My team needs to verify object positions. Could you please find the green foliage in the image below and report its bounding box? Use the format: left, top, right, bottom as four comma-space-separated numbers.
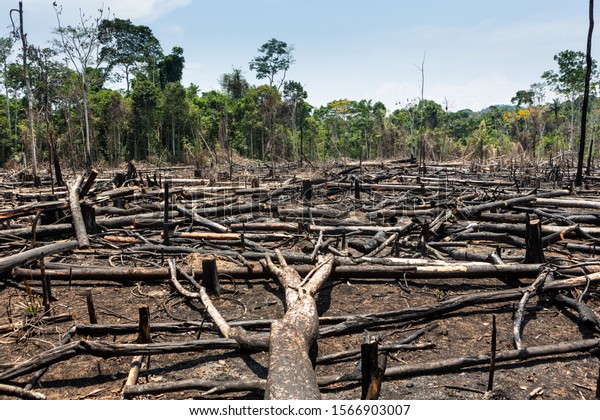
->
158, 46, 185, 90
249, 39, 294, 91
3, 8, 597, 171
98, 18, 162, 93
542, 50, 597, 100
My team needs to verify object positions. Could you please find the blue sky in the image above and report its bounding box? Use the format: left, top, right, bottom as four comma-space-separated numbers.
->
7, 0, 597, 111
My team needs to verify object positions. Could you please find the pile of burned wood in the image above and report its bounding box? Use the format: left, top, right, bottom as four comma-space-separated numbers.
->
0, 160, 599, 400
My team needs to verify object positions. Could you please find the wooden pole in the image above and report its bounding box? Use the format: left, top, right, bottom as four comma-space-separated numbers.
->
163, 181, 170, 246
596, 364, 600, 400
487, 315, 497, 393
40, 254, 51, 313
202, 258, 221, 297
361, 331, 383, 400
302, 179, 313, 202
137, 305, 151, 343
524, 216, 545, 264
79, 168, 98, 198
86, 290, 98, 324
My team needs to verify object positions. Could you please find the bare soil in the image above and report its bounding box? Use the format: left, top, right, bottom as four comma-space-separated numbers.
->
0, 160, 599, 400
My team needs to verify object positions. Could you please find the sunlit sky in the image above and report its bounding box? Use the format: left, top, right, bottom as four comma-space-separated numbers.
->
4, 0, 597, 111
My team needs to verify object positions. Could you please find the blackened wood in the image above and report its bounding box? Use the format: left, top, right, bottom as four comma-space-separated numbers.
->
524, 217, 545, 264
24, 325, 76, 392
13, 261, 555, 282
578, 0, 595, 183
80, 203, 97, 235
79, 168, 98, 198
0, 200, 68, 222
202, 258, 221, 297
48, 127, 63, 187
487, 315, 497, 392
361, 332, 385, 400
320, 270, 597, 338
596, 365, 600, 400
163, 181, 170, 246
354, 180, 361, 199
318, 338, 600, 387
39, 195, 62, 225
302, 179, 313, 201
348, 231, 386, 254
40, 255, 51, 313
137, 305, 151, 343
123, 378, 266, 398
86, 290, 98, 324
0, 338, 241, 381
458, 195, 538, 218
553, 294, 600, 330
196, 203, 267, 218
278, 207, 348, 220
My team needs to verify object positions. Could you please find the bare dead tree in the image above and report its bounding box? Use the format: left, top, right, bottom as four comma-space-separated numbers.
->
577, 0, 594, 185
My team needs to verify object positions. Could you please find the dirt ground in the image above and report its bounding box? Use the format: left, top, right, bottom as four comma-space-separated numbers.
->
0, 161, 599, 400
1, 247, 598, 400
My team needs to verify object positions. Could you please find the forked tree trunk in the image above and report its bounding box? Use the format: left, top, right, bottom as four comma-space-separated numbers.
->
263, 251, 334, 400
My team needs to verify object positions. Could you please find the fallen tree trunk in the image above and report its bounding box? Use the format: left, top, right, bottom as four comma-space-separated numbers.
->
167, 259, 268, 351
0, 383, 46, 400
320, 270, 600, 337
175, 205, 228, 233
318, 338, 600, 386
122, 338, 600, 397
263, 251, 334, 400
13, 261, 576, 282
123, 378, 266, 398
0, 240, 79, 275
0, 338, 240, 381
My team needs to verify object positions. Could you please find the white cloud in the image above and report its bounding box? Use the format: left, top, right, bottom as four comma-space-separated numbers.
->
429, 71, 520, 111
25, 0, 191, 24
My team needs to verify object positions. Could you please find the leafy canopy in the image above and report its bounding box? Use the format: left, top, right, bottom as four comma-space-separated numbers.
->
249, 38, 294, 91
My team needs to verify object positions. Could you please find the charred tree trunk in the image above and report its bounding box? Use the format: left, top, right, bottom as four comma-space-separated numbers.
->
578, 0, 594, 184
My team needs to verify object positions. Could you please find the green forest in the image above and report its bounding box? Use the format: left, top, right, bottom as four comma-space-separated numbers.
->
0, 5, 598, 175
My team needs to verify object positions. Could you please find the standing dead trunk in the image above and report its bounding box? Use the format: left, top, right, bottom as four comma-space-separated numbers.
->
67, 175, 90, 248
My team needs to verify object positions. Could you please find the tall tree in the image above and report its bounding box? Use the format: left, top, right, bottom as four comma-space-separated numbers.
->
249, 38, 294, 92
98, 18, 162, 94
282, 80, 307, 158
162, 81, 189, 157
219, 67, 249, 100
53, 3, 107, 168
10, 2, 38, 180
131, 77, 159, 160
0, 37, 14, 142
28, 46, 67, 185
158, 46, 185, 89
542, 50, 597, 152
579, 0, 595, 184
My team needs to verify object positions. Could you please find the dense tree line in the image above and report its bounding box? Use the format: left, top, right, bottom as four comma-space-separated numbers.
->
0, 7, 598, 173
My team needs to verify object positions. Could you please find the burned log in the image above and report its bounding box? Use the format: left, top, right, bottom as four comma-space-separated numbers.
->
0, 240, 79, 275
